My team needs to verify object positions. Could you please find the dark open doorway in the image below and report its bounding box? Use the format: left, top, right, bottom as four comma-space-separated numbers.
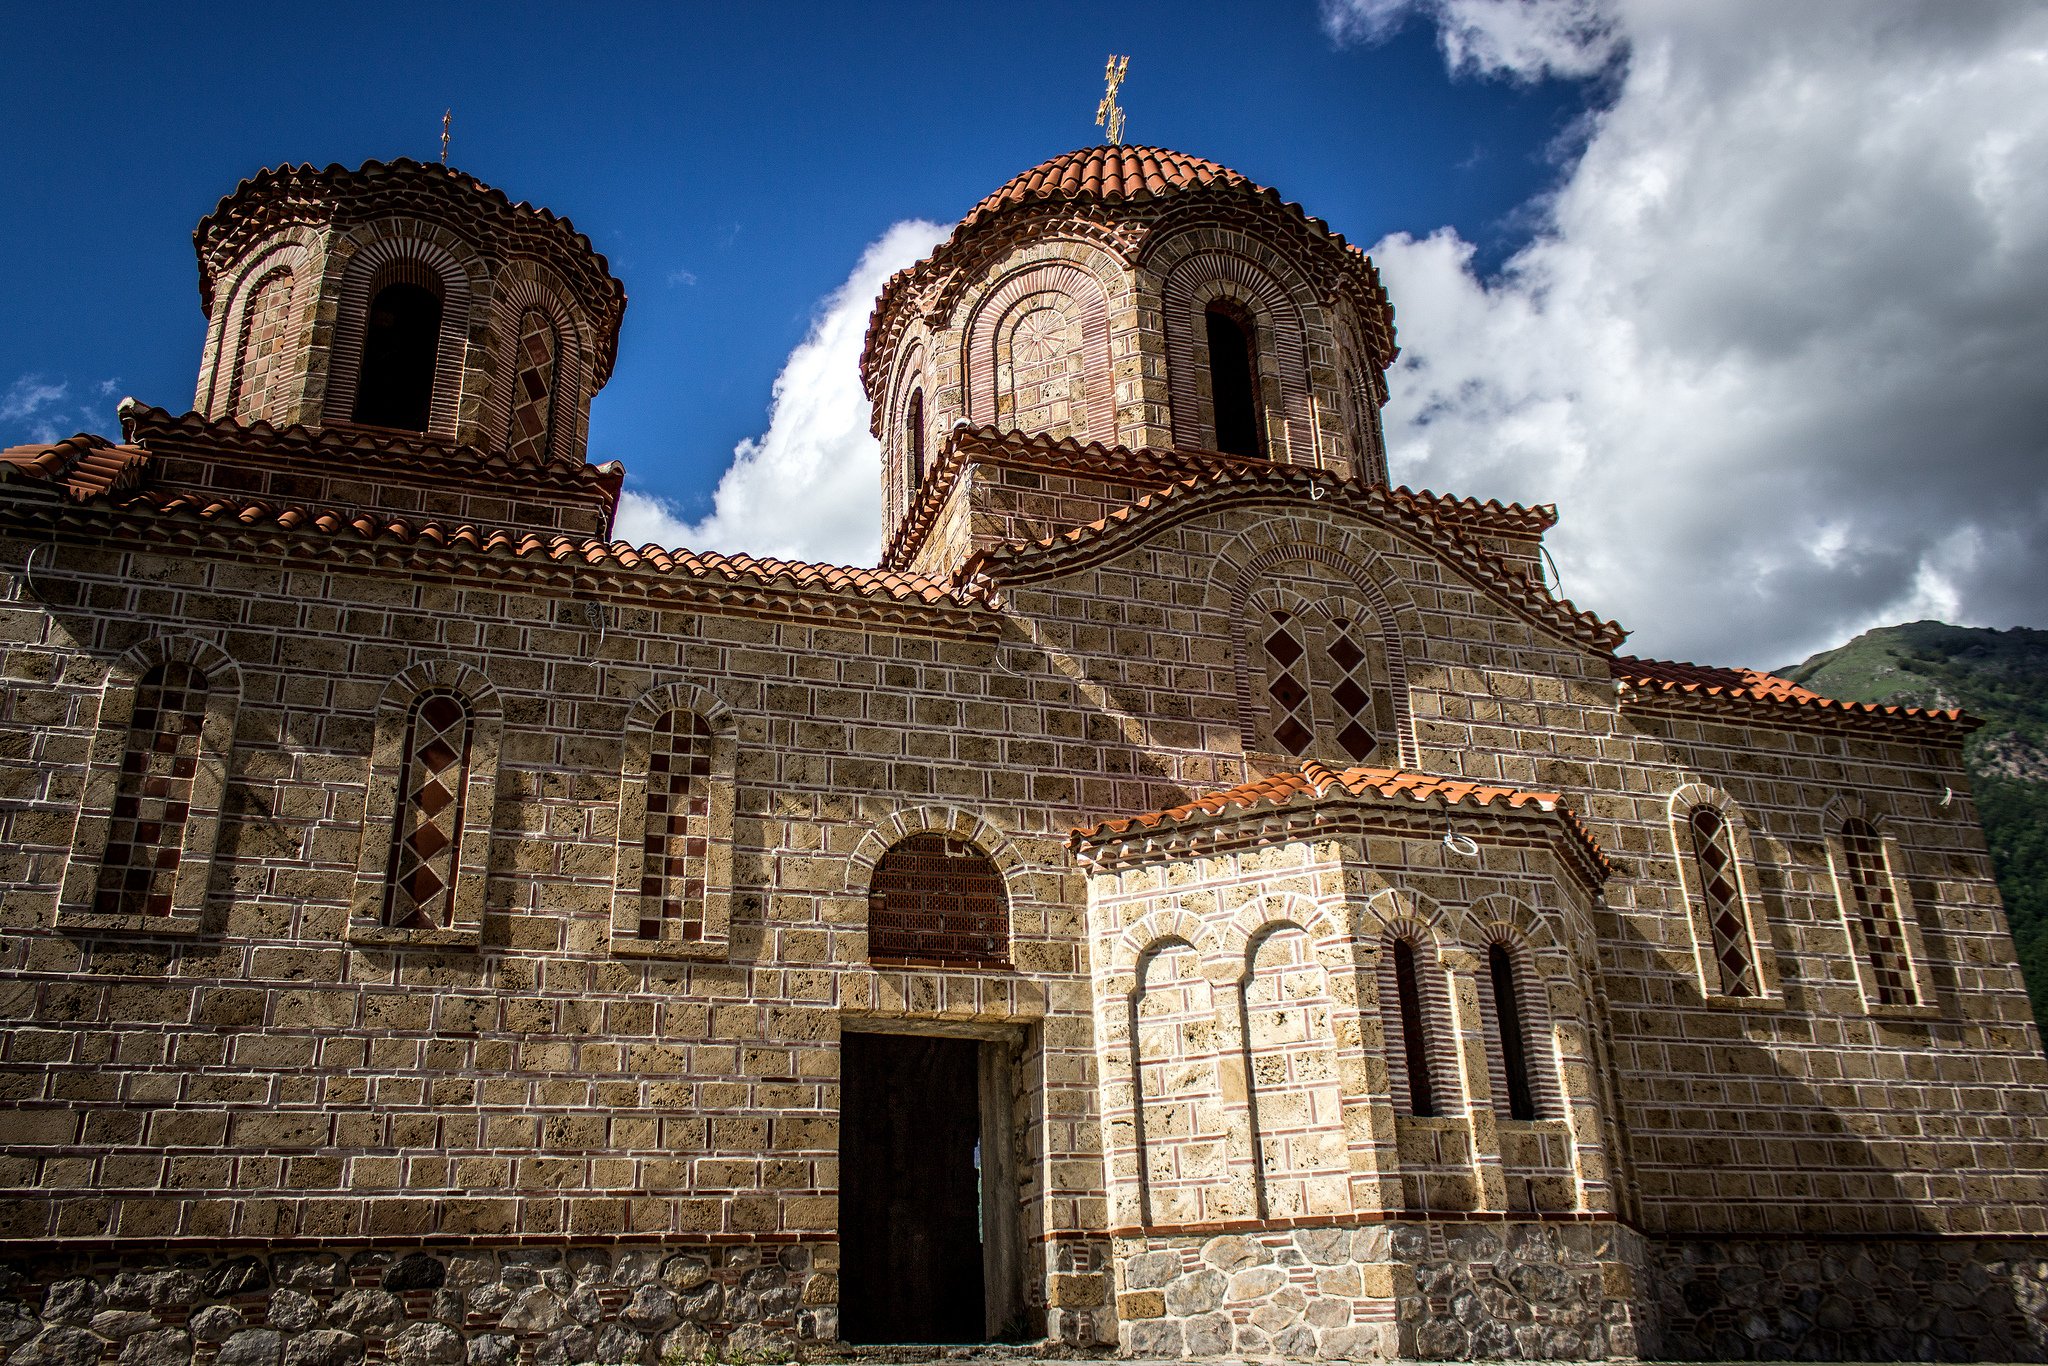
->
839, 1028, 1020, 1343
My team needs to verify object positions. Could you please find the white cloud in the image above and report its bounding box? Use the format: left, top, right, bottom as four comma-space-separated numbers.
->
1328, 0, 2048, 665
614, 219, 946, 565
1, 376, 68, 425
0, 374, 122, 445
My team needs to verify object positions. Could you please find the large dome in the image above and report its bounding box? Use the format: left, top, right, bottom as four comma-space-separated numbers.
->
956, 146, 1257, 236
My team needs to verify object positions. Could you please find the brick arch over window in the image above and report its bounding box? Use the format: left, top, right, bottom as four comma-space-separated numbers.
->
198, 234, 315, 422
886, 341, 929, 528
1666, 782, 1780, 1002
1820, 796, 1935, 1013
322, 234, 475, 439
1227, 543, 1414, 769
348, 659, 501, 948
1370, 912, 1457, 1120
846, 805, 1047, 970
59, 637, 241, 935
486, 273, 588, 464
610, 681, 736, 960
964, 261, 1115, 444
1157, 245, 1313, 461
226, 267, 299, 425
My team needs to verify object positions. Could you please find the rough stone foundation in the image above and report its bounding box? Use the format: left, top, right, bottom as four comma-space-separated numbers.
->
1112, 1220, 1648, 1361
0, 1244, 837, 1366
1648, 1236, 2048, 1362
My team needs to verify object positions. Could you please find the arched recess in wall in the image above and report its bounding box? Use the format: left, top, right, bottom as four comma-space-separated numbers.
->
1819, 795, 1936, 1013
1227, 542, 1414, 769
1232, 910, 1354, 1221
1153, 240, 1314, 461
1128, 935, 1233, 1229
844, 804, 1053, 973
486, 272, 588, 464
609, 681, 737, 960
887, 340, 929, 526
201, 235, 314, 422
57, 637, 241, 934
321, 232, 476, 439
962, 261, 1115, 445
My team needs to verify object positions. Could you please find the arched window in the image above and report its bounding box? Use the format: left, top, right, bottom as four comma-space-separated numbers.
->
1388, 937, 1437, 1118
93, 662, 209, 918
1205, 304, 1262, 458
1687, 806, 1756, 997
229, 269, 296, 424
1838, 817, 1917, 1006
505, 307, 560, 463
868, 834, 1009, 968
1246, 587, 1393, 765
905, 389, 925, 496
383, 690, 473, 930
1258, 607, 1314, 756
353, 281, 443, 431
638, 708, 714, 943
1485, 943, 1538, 1121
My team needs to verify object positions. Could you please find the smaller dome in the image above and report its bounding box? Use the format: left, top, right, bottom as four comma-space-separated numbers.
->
957, 146, 1256, 236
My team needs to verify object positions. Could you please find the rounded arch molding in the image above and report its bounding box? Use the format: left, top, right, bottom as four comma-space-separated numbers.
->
962, 259, 1117, 445
320, 226, 484, 440
483, 265, 592, 464
1217, 531, 1418, 770
1150, 233, 1316, 461
200, 231, 320, 423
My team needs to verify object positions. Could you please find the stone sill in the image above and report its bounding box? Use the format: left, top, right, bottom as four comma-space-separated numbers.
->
344, 922, 480, 950
54, 908, 203, 937
611, 934, 728, 961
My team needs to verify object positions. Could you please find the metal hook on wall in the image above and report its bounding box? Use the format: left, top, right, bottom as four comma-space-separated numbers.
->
1443, 830, 1479, 860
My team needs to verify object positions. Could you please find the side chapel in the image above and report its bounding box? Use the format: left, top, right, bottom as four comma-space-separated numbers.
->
1, 145, 2045, 1363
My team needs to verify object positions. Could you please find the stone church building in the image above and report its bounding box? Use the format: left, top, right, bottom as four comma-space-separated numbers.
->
1, 147, 2045, 1363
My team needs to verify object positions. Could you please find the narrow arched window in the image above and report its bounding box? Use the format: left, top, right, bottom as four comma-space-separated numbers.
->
868, 834, 1008, 967
1205, 305, 1262, 458
905, 389, 925, 496
1839, 817, 1917, 1006
384, 690, 473, 929
1688, 806, 1755, 996
353, 281, 443, 431
639, 709, 714, 942
1486, 943, 1537, 1121
94, 662, 209, 918
1391, 937, 1437, 1118
505, 307, 560, 463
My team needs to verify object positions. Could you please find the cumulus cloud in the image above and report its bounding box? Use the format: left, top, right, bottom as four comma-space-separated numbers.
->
0, 374, 122, 445
1326, 0, 2048, 665
614, 219, 947, 565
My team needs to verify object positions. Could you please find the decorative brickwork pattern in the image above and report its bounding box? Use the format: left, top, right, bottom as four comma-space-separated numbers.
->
382, 690, 474, 930
229, 269, 298, 425
639, 708, 714, 942
1838, 815, 1917, 1007
90, 661, 207, 918
867, 834, 1010, 967
504, 308, 560, 465
1686, 806, 1754, 996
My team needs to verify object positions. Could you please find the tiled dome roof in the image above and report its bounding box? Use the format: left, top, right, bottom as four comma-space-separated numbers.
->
956, 146, 1256, 234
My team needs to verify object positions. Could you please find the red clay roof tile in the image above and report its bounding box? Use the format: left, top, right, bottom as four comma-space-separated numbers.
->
1612, 654, 1973, 729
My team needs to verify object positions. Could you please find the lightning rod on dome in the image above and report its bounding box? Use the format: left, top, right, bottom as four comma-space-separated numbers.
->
1096, 55, 1129, 146
440, 109, 452, 166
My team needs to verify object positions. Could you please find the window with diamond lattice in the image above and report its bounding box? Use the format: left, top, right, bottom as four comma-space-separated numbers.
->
1251, 599, 1387, 763
868, 834, 1009, 966
1839, 817, 1917, 1006
383, 690, 474, 930
93, 662, 209, 918
639, 709, 714, 942
1260, 610, 1316, 756
505, 308, 560, 463
1687, 807, 1756, 997
1323, 617, 1380, 763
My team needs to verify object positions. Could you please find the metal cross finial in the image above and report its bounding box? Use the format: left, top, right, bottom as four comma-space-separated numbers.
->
440, 109, 452, 166
1096, 55, 1129, 146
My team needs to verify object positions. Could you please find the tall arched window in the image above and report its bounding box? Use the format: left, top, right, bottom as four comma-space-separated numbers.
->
1205, 304, 1262, 458
384, 690, 473, 929
1388, 937, 1437, 1118
94, 662, 209, 918
505, 307, 560, 463
868, 834, 1009, 968
1687, 806, 1756, 997
353, 281, 443, 430
905, 389, 925, 496
1485, 943, 1538, 1121
1258, 607, 1314, 756
638, 708, 714, 943
1838, 817, 1917, 1006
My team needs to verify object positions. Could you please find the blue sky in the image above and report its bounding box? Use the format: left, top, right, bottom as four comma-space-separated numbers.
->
6, 1, 2045, 668
0, 0, 1591, 520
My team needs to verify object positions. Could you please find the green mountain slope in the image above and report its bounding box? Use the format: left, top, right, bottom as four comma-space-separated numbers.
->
1780, 621, 2048, 1035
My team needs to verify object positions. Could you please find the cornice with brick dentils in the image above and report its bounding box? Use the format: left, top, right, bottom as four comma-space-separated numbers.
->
1069, 759, 1612, 889
193, 157, 627, 383
1612, 655, 1979, 739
